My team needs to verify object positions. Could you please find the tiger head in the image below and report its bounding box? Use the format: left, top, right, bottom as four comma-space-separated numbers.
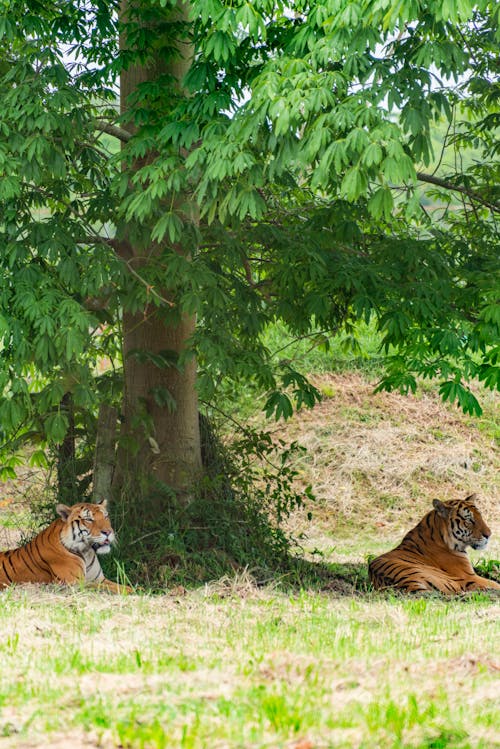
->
433, 494, 493, 552
57, 500, 115, 555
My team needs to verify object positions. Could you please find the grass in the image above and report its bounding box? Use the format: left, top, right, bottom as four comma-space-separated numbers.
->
262, 320, 385, 376
0, 582, 498, 748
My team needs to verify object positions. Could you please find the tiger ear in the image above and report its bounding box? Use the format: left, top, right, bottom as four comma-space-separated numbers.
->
56, 504, 72, 520
433, 499, 450, 518
465, 493, 478, 504
96, 498, 108, 510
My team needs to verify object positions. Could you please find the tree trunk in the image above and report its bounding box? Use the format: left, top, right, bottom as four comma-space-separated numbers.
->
120, 306, 201, 493
57, 392, 78, 504
115, 1, 202, 504
93, 403, 118, 502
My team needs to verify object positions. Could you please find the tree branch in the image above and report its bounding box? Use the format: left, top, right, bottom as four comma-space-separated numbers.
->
76, 235, 134, 260
122, 259, 176, 308
95, 120, 132, 143
75, 236, 174, 307
416, 172, 500, 214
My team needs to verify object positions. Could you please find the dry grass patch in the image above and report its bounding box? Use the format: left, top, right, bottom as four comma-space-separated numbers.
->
273, 373, 499, 558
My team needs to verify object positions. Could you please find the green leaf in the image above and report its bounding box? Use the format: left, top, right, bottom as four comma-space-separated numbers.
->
44, 412, 69, 443
264, 392, 294, 421
368, 187, 394, 220
439, 381, 482, 416
381, 155, 415, 183
362, 143, 384, 168
151, 212, 184, 244
29, 449, 49, 468
340, 166, 368, 201
150, 386, 177, 412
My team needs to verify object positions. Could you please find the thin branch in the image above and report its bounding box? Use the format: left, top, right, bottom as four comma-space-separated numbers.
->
198, 399, 286, 475
75, 236, 175, 308
76, 235, 111, 245
416, 171, 500, 214
122, 259, 176, 308
430, 112, 454, 178
75, 235, 134, 260
270, 329, 337, 360
95, 120, 133, 143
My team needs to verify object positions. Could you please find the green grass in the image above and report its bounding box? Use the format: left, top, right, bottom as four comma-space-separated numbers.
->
262, 319, 385, 375
0, 584, 498, 748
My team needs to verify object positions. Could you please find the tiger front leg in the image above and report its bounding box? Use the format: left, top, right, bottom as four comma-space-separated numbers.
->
465, 575, 500, 591
85, 556, 133, 593
50, 557, 87, 586
87, 578, 134, 594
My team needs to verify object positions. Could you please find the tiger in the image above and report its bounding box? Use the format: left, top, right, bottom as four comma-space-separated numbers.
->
369, 494, 500, 594
0, 499, 131, 593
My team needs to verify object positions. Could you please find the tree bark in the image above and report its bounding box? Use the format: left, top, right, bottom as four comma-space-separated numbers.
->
121, 307, 200, 488
115, 1, 202, 503
57, 392, 78, 504
93, 403, 118, 502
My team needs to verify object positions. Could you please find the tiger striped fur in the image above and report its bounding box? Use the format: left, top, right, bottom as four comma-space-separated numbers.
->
369, 494, 500, 594
0, 500, 131, 593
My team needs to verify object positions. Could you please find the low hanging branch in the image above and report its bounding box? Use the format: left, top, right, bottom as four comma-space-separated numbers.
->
416, 172, 500, 215
76, 236, 175, 309
95, 120, 132, 143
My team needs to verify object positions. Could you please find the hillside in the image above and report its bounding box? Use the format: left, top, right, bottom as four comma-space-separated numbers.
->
272, 373, 500, 563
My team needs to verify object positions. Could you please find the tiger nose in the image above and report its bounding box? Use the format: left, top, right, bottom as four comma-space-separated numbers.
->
483, 526, 491, 538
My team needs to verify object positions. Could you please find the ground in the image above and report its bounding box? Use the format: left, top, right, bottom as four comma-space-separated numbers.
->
0, 373, 499, 748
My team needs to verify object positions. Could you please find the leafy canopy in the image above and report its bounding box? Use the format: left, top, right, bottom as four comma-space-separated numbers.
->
0, 0, 498, 469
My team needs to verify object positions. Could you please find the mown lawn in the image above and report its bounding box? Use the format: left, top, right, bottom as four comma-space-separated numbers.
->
0, 578, 499, 749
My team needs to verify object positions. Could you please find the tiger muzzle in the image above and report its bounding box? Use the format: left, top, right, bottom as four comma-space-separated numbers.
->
92, 531, 115, 553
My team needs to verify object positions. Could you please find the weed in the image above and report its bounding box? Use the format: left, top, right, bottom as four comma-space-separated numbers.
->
474, 558, 500, 584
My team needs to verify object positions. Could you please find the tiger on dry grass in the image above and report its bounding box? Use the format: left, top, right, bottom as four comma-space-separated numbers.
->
369, 494, 500, 594
0, 499, 131, 593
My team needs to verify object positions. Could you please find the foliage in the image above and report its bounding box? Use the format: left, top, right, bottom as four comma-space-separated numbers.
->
0, 0, 498, 481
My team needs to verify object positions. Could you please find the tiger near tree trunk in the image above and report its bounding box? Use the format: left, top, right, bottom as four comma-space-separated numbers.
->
0, 500, 131, 593
369, 494, 500, 594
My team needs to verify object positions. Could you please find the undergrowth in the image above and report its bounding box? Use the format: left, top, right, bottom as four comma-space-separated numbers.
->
108, 415, 373, 591
43, 414, 328, 591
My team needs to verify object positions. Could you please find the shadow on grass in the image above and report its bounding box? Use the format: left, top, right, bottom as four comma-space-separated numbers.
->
107, 554, 374, 596
104, 514, 374, 596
